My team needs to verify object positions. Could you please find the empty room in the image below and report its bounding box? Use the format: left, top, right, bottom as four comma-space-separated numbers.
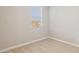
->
0, 6, 79, 53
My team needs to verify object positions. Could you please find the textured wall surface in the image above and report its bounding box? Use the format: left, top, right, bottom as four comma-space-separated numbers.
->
0, 6, 48, 50
49, 6, 79, 45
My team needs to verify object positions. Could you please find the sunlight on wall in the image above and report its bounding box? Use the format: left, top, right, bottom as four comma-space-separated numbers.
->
31, 7, 42, 28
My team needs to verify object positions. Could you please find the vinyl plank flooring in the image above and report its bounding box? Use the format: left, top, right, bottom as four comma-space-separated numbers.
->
6, 39, 79, 53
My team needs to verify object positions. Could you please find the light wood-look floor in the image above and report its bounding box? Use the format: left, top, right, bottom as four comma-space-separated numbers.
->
6, 39, 79, 53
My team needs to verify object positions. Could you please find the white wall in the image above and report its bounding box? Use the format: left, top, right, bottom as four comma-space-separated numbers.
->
49, 6, 79, 45
0, 6, 48, 50
2, 6, 79, 50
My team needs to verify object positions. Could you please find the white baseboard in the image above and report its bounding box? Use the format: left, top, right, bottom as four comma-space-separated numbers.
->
0, 37, 48, 53
48, 36, 79, 48
0, 36, 79, 52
